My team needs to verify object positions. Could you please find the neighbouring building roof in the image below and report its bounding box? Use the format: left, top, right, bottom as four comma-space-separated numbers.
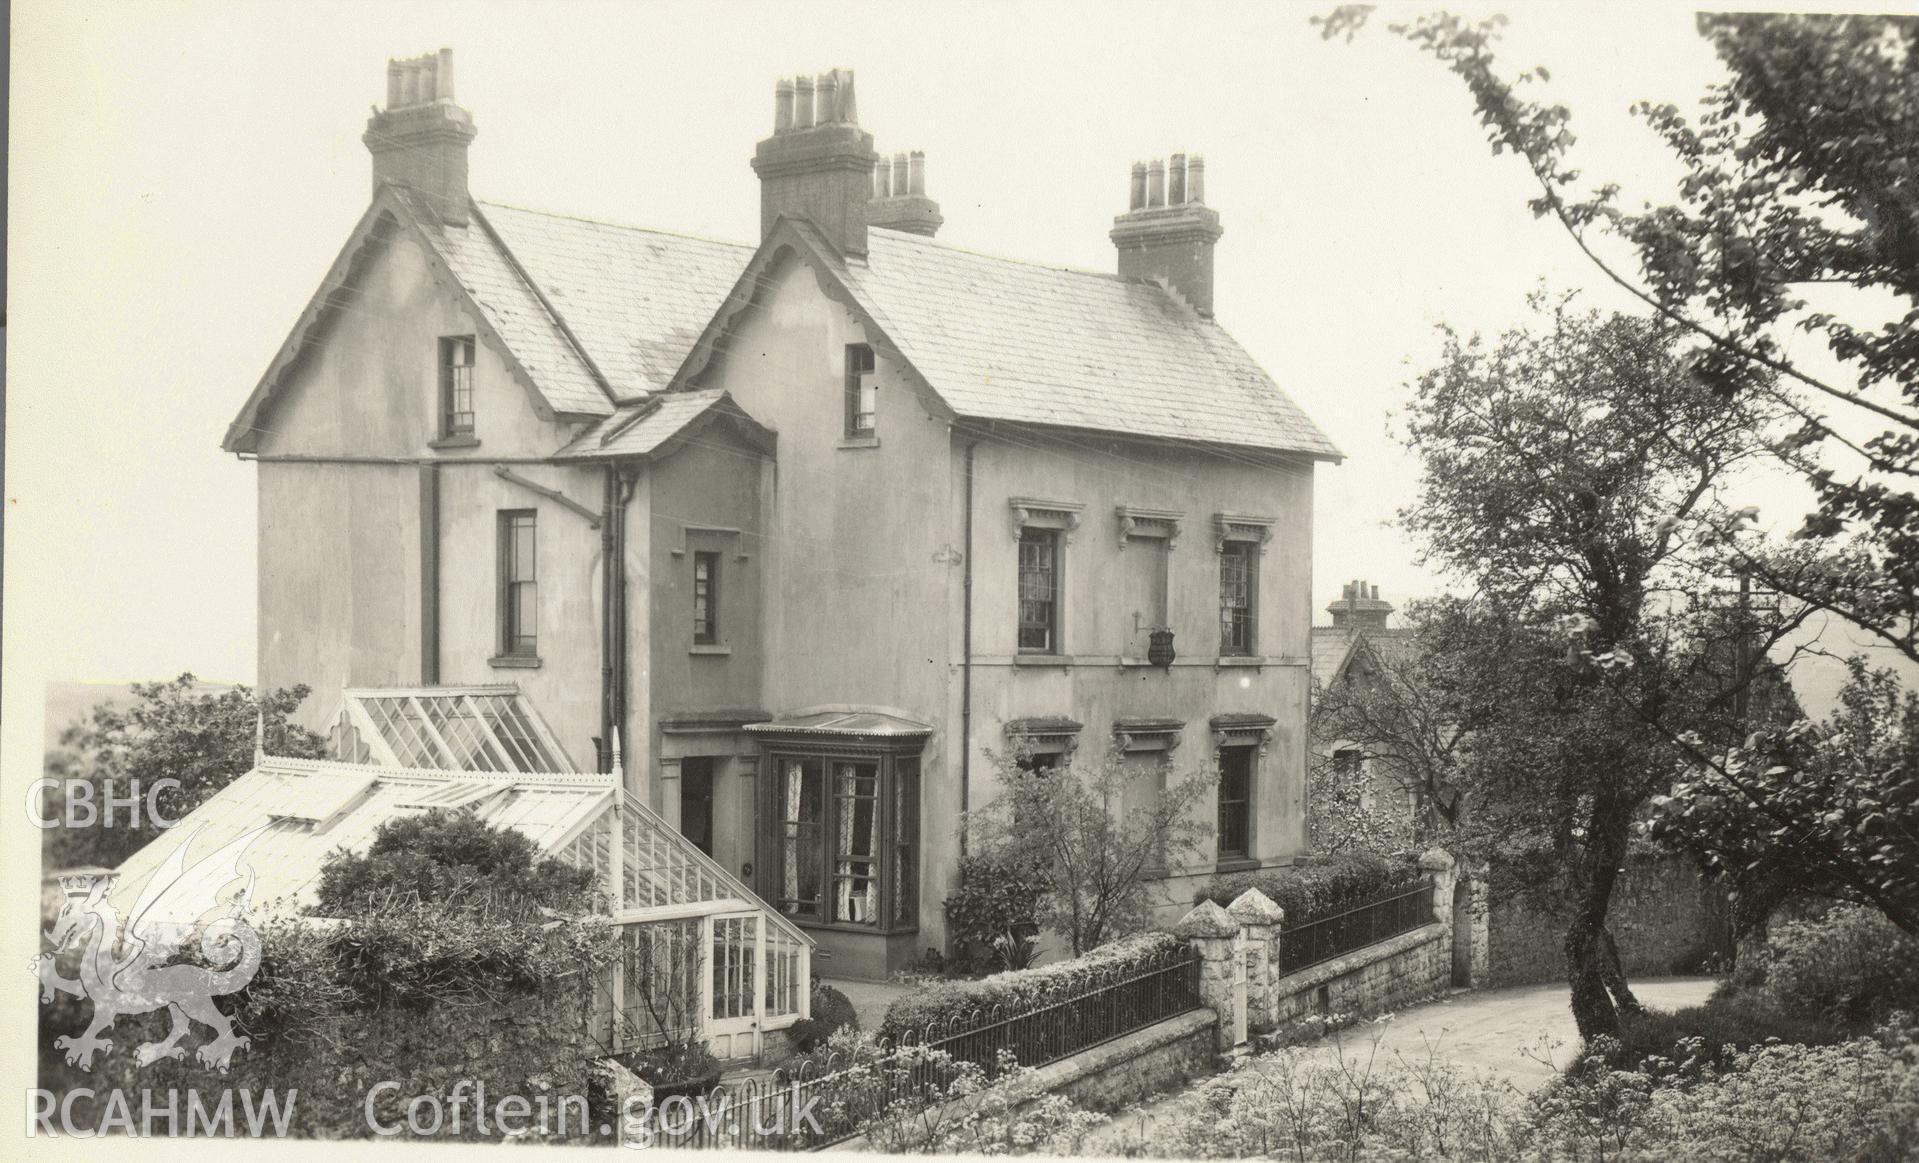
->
1311, 624, 1414, 701
839, 228, 1341, 457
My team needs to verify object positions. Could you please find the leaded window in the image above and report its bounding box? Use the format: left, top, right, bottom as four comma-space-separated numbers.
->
1219, 541, 1257, 655
1018, 528, 1060, 653
441, 335, 475, 437
693, 551, 719, 645
777, 758, 826, 919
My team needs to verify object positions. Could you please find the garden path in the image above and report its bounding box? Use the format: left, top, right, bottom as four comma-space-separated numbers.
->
1093, 976, 1719, 1153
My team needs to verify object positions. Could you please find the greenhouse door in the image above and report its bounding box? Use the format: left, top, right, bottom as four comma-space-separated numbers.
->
705, 912, 764, 1060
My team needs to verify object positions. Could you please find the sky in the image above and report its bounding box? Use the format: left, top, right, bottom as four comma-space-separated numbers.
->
6, 0, 1912, 732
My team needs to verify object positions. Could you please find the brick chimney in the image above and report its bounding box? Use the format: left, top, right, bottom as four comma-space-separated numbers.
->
364, 49, 476, 227
1327, 581, 1393, 630
1110, 152, 1223, 316
751, 69, 879, 257
866, 148, 943, 237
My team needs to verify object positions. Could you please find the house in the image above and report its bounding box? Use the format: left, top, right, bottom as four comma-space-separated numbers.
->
222, 52, 1339, 979
1310, 580, 1425, 836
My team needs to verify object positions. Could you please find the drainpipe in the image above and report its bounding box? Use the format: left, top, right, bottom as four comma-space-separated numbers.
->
960, 439, 978, 855
613, 468, 636, 791
420, 463, 441, 685
599, 466, 617, 773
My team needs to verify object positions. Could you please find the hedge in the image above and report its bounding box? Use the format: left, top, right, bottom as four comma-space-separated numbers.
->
878, 931, 1183, 1041
1194, 852, 1423, 928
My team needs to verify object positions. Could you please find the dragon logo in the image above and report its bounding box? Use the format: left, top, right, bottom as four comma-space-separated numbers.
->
34, 824, 267, 1073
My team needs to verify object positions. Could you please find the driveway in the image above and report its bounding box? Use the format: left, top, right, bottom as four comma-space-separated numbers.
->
1096, 977, 1719, 1150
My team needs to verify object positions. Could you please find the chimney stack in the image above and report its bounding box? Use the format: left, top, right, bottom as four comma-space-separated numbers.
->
1110, 152, 1224, 317
752, 68, 878, 257
1327, 580, 1394, 630
364, 48, 476, 227
867, 146, 943, 237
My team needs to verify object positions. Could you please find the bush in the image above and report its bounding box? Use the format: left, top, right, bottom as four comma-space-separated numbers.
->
788, 983, 859, 1053
1195, 852, 1424, 926
944, 851, 1045, 971
879, 931, 1182, 1041
1576, 993, 1846, 1079
1764, 905, 1919, 1032
314, 807, 597, 918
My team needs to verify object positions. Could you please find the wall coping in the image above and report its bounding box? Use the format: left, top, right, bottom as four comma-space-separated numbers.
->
835, 1009, 1217, 1150
1273, 922, 1445, 997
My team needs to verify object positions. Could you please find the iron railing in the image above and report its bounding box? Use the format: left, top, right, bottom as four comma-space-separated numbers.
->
643, 942, 1202, 1150
1279, 876, 1435, 975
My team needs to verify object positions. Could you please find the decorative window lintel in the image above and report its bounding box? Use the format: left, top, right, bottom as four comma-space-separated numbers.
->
670, 524, 751, 562
1214, 512, 1276, 555
1113, 717, 1184, 754
1211, 713, 1278, 757
1009, 497, 1084, 544
1116, 505, 1184, 551
1004, 716, 1084, 756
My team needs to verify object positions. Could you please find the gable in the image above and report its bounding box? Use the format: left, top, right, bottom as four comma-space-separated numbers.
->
673, 218, 1340, 458
239, 202, 575, 459
224, 189, 612, 455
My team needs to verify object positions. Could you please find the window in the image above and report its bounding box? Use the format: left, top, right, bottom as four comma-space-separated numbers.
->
833, 761, 881, 925
440, 336, 476, 438
693, 551, 720, 645
1018, 528, 1060, 653
1015, 751, 1061, 775
1218, 747, 1254, 863
1219, 540, 1257, 655
776, 758, 826, 919
498, 511, 537, 657
765, 744, 922, 932
845, 343, 878, 435
894, 757, 918, 926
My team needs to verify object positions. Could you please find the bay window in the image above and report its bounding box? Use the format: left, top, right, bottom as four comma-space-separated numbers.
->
757, 730, 924, 933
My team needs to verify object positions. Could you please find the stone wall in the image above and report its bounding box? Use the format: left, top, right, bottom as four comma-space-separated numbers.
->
1268, 923, 1452, 1032
1486, 851, 1732, 987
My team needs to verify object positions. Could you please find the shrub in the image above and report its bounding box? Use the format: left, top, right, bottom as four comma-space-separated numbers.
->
314, 807, 597, 918
879, 931, 1182, 1042
788, 983, 859, 1053
1764, 904, 1919, 1032
1576, 994, 1845, 1079
944, 851, 1045, 971
1194, 852, 1423, 926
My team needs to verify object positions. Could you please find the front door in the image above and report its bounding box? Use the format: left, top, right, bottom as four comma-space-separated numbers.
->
680, 757, 716, 856
704, 911, 763, 1061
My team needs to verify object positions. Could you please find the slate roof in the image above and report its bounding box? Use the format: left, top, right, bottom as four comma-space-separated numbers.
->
1311, 624, 1413, 702
838, 228, 1340, 458
551, 388, 772, 461
475, 202, 753, 404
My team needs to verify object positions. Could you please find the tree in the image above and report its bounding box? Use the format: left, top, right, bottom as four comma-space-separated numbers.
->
1320, 11, 1918, 664
965, 750, 1215, 956
1650, 658, 1919, 934
1398, 299, 1808, 1038
41, 674, 327, 870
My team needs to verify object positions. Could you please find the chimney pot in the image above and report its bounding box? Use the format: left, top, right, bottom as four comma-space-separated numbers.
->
1169, 152, 1187, 204
794, 75, 815, 129
892, 152, 909, 193
1129, 162, 1148, 211
816, 71, 839, 123
775, 78, 795, 132
1146, 159, 1166, 207
1188, 154, 1206, 203
873, 157, 890, 197
907, 151, 925, 195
